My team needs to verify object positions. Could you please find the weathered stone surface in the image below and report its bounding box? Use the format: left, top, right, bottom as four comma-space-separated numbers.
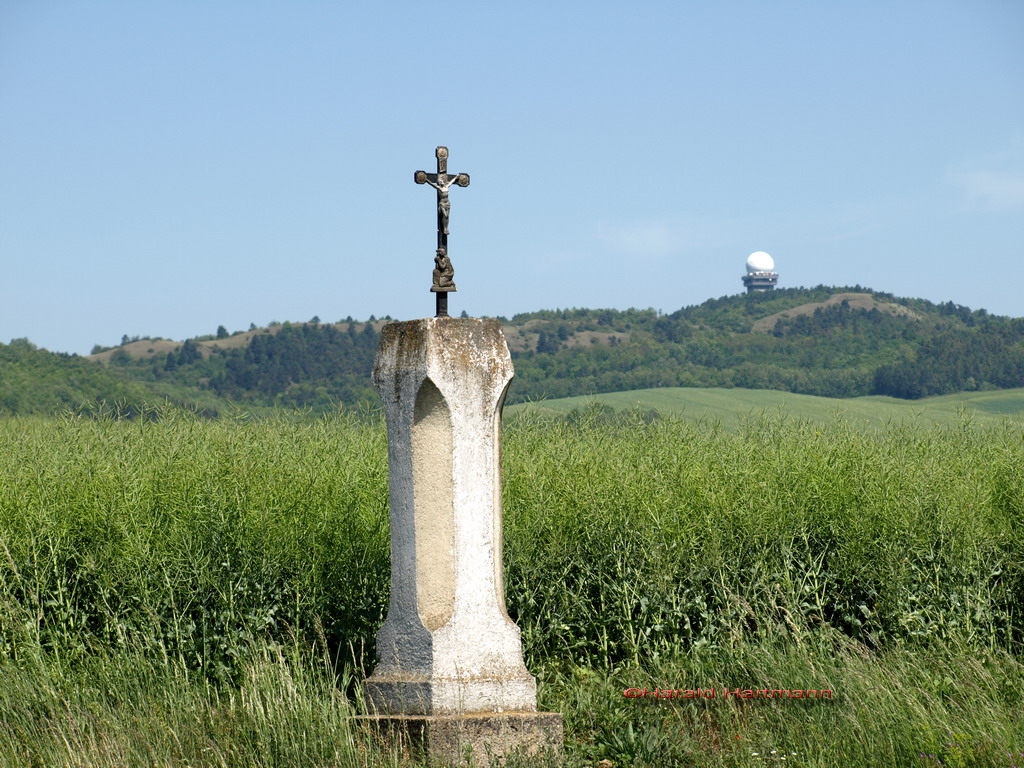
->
356, 712, 564, 767
367, 318, 537, 716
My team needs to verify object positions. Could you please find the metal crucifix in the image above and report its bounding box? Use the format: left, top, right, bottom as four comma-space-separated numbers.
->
415, 146, 470, 317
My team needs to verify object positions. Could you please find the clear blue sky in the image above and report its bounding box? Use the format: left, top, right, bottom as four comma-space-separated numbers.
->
2, 1, 1022, 355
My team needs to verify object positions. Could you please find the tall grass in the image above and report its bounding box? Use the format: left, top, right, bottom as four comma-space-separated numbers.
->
0, 408, 390, 678
0, 405, 1022, 766
504, 408, 1023, 667
0, 641, 382, 767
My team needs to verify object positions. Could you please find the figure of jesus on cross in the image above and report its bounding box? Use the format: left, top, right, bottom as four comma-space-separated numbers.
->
415, 146, 470, 317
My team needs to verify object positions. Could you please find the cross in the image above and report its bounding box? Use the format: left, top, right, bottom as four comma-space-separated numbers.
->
415, 146, 470, 317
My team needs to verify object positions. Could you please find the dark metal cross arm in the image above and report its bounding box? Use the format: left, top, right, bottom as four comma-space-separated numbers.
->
414, 171, 470, 188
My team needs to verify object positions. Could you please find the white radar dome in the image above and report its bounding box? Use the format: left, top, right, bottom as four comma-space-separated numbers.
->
746, 251, 775, 273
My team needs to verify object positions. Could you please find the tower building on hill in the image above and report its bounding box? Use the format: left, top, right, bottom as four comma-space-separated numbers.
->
742, 251, 778, 293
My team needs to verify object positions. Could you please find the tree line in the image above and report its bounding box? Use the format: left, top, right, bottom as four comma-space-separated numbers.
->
4, 288, 1022, 416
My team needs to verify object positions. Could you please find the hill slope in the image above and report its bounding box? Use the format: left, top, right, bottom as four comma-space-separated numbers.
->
511, 386, 1024, 430
0, 339, 165, 415
82, 286, 1024, 410
5, 286, 1023, 416
503, 287, 1024, 402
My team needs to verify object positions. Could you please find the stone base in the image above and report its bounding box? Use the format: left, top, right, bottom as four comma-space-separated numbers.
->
364, 672, 538, 716
355, 712, 563, 767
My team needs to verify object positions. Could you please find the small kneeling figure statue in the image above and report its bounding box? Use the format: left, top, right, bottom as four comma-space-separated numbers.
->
432, 247, 456, 291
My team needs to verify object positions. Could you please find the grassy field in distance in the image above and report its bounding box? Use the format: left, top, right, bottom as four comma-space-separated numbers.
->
510, 386, 1024, 429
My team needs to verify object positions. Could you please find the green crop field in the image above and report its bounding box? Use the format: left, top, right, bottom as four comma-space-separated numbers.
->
511, 386, 1024, 431
0, 407, 1022, 766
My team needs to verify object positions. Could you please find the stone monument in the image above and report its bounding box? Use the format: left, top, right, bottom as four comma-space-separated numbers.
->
361, 147, 562, 766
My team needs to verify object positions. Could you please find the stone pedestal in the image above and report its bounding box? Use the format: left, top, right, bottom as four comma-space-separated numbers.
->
358, 713, 563, 767
364, 317, 562, 765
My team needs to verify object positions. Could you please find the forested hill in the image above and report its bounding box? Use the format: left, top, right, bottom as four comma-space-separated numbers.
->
0, 339, 157, 415
507, 287, 1024, 402
4, 286, 1024, 415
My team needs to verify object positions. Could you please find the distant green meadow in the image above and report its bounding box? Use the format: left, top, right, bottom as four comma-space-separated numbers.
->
511, 385, 1024, 430
0, 406, 1022, 766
